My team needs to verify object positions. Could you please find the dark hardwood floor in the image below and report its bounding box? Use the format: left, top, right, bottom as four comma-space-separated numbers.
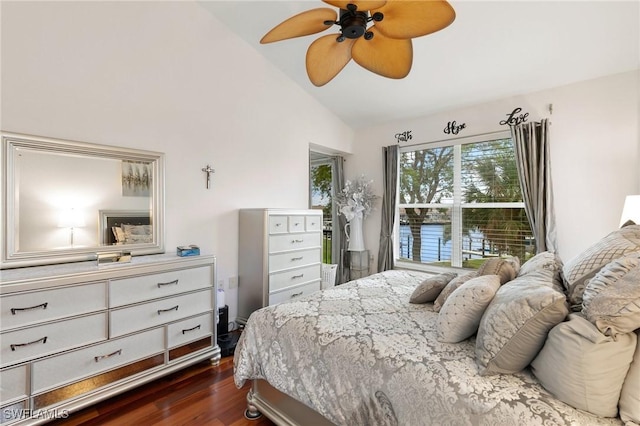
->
49, 354, 276, 426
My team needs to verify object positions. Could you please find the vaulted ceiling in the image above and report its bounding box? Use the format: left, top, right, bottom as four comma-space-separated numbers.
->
202, 1, 639, 129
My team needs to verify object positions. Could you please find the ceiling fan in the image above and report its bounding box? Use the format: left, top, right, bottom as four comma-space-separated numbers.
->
260, 0, 456, 87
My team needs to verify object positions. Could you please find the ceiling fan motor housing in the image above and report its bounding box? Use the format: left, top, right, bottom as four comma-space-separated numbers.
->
339, 9, 368, 39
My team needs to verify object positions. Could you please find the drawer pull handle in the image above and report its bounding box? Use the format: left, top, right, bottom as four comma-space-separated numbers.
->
11, 302, 48, 315
182, 324, 202, 334
291, 256, 303, 261
291, 291, 303, 298
94, 349, 122, 362
291, 239, 304, 243
291, 274, 304, 280
275, 223, 282, 227
158, 305, 179, 315
157, 279, 179, 288
10, 336, 47, 351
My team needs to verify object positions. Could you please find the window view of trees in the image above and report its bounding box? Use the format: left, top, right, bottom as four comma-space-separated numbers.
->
398, 137, 534, 268
310, 162, 333, 263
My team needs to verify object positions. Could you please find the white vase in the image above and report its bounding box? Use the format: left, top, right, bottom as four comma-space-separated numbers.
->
346, 214, 365, 251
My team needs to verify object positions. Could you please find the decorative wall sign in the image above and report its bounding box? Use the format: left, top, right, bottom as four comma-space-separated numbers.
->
395, 130, 412, 143
499, 107, 529, 126
444, 120, 466, 135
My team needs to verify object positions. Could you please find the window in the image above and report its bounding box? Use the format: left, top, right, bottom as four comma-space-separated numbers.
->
397, 132, 534, 269
310, 153, 334, 263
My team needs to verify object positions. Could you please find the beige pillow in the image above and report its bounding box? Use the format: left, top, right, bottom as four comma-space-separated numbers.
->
517, 251, 564, 292
475, 276, 568, 375
531, 314, 637, 418
476, 258, 517, 284
436, 275, 501, 343
582, 252, 640, 337
112, 226, 126, 243
620, 331, 640, 424
433, 271, 478, 312
562, 225, 640, 310
409, 272, 457, 304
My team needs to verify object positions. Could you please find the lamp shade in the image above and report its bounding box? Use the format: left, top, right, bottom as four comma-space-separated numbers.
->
620, 195, 640, 227
58, 208, 86, 228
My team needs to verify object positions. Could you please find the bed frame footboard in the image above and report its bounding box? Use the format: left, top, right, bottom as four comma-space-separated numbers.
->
245, 379, 335, 426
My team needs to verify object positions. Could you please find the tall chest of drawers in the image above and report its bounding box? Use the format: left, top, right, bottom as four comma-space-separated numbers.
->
237, 209, 323, 324
0, 254, 220, 425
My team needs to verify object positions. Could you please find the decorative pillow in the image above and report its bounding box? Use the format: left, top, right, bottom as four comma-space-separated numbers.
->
531, 314, 637, 418
112, 226, 126, 243
581, 252, 640, 337
503, 256, 521, 276
436, 275, 501, 343
409, 272, 457, 304
620, 331, 640, 424
562, 224, 640, 310
476, 258, 517, 284
121, 224, 152, 235
121, 224, 153, 243
475, 276, 568, 375
124, 234, 153, 243
517, 251, 564, 292
433, 271, 478, 312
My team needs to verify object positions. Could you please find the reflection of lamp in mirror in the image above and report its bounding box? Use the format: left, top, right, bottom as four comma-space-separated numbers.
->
58, 208, 86, 247
620, 195, 640, 227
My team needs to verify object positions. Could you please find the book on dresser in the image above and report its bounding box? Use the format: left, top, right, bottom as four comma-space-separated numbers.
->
237, 208, 323, 324
0, 254, 220, 426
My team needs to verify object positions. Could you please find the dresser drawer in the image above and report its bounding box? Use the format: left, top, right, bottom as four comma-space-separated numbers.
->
269, 233, 321, 253
0, 365, 27, 403
268, 248, 321, 273
110, 289, 213, 338
305, 215, 322, 231
269, 281, 320, 305
269, 265, 321, 292
167, 312, 213, 349
1, 282, 107, 331
268, 215, 288, 234
110, 266, 212, 307
31, 327, 164, 394
288, 215, 305, 232
0, 313, 107, 367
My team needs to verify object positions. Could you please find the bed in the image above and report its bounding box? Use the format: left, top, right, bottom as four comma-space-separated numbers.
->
234, 266, 636, 426
99, 209, 152, 245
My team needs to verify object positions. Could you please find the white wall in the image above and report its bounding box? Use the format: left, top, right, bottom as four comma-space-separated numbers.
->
0, 1, 353, 321
349, 70, 639, 267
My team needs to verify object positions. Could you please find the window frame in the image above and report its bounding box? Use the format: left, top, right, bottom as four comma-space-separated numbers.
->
395, 130, 527, 272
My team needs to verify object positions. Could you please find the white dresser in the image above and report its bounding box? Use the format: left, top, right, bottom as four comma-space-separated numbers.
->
237, 209, 323, 324
0, 254, 220, 425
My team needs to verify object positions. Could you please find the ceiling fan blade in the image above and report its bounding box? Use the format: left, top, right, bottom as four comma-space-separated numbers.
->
374, 0, 455, 39
351, 27, 412, 79
260, 8, 337, 44
323, 1, 387, 11
306, 34, 356, 86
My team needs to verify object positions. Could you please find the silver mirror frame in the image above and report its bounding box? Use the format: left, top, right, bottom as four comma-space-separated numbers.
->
1, 132, 165, 269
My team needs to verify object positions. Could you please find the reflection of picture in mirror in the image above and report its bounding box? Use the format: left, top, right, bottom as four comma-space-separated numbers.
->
122, 160, 152, 196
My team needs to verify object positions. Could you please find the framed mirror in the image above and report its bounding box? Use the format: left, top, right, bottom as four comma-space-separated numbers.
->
1, 132, 165, 269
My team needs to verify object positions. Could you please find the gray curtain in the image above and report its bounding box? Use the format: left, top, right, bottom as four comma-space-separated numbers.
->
378, 145, 399, 271
331, 155, 349, 284
511, 118, 557, 253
